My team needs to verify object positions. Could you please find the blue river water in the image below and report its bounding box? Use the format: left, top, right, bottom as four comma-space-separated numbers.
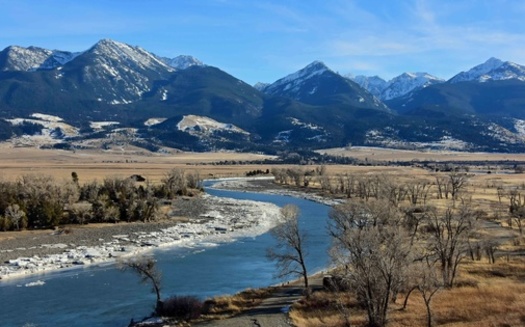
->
0, 186, 331, 327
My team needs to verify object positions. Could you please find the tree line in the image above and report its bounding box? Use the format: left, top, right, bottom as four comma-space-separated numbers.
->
0, 169, 202, 231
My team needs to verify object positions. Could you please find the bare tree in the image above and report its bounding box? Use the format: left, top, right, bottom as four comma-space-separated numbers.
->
448, 171, 470, 201
425, 204, 479, 288
416, 259, 442, 327
121, 256, 163, 315
406, 179, 432, 205
377, 176, 407, 207
267, 204, 309, 289
403, 206, 431, 245
508, 190, 525, 234
434, 175, 448, 200
329, 200, 412, 327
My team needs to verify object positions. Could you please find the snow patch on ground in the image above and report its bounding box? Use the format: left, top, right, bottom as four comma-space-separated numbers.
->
483, 123, 525, 144
289, 117, 322, 130
5, 113, 79, 147
89, 121, 120, 131
31, 113, 63, 122
365, 129, 471, 151
177, 115, 249, 135
514, 119, 525, 136
144, 118, 167, 127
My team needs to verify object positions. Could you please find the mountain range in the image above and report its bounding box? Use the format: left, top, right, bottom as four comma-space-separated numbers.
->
1, 39, 525, 154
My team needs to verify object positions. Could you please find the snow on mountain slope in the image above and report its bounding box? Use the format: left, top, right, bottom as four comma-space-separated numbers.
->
0, 46, 80, 71
263, 61, 331, 95
162, 55, 204, 69
77, 39, 174, 104
350, 72, 444, 100
177, 115, 249, 135
365, 128, 471, 151
449, 57, 525, 83
253, 82, 269, 91
350, 75, 388, 98
5, 112, 79, 147
88, 39, 172, 73
381, 72, 444, 100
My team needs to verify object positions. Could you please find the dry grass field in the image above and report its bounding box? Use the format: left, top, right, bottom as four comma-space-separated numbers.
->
0, 146, 275, 183
290, 259, 525, 327
2, 146, 523, 184
318, 146, 525, 162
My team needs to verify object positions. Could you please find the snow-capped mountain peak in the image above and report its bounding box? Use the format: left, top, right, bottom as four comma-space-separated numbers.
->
263, 61, 331, 94
87, 39, 172, 72
163, 55, 204, 70
349, 75, 388, 98
449, 57, 525, 83
253, 82, 269, 91
381, 72, 444, 100
350, 72, 444, 100
0, 45, 79, 71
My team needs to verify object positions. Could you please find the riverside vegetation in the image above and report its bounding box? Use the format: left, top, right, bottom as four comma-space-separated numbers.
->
0, 169, 202, 231
266, 165, 525, 327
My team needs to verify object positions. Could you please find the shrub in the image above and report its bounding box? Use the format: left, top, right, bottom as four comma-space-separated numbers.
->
159, 295, 203, 321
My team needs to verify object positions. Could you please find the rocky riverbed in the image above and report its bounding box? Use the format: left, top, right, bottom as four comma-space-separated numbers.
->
0, 193, 282, 280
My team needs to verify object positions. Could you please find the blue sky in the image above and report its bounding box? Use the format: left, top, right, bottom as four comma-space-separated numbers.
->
1, 0, 525, 84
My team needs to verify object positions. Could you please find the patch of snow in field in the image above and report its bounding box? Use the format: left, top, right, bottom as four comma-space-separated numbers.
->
484, 123, 525, 144
31, 113, 63, 122
177, 115, 249, 135
90, 121, 120, 131
6, 115, 79, 138
514, 119, 525, 136
144, 118, 167, 127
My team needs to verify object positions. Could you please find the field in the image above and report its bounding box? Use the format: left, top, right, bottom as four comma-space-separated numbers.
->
0, 145, 275, 183
3, 145, 525, 182
318, 146, 525, 162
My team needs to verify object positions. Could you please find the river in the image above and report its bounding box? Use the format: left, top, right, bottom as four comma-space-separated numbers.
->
0, 185, 331, 327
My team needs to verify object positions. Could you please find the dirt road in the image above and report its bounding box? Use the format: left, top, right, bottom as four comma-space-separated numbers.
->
195, 284, 304, 327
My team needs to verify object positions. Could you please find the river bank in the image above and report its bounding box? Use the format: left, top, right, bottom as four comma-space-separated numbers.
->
209, 176, 343, 206
0, 192, 282, 280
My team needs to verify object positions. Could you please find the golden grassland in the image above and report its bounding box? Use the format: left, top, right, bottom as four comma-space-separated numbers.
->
290, 259, 525, 327
1, 146, 521, 183
318, 146, 525, 162
0, 146, 276, 183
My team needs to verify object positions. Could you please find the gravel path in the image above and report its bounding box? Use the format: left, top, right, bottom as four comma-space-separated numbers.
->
194, 285, 303, 327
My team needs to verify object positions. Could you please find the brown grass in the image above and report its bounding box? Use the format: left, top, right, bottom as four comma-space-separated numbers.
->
290, 258, 525, 327
318, 146, 525, 162
201, 287, 275, 319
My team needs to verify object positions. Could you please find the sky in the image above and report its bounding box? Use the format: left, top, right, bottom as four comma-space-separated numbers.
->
1, 0, 525, 85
